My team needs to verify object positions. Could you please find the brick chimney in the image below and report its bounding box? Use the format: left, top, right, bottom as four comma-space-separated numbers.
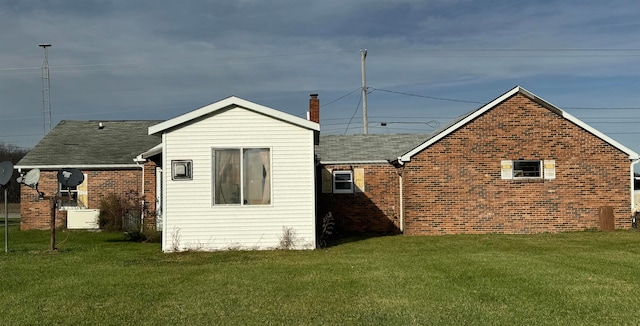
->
309, 93, 320, 123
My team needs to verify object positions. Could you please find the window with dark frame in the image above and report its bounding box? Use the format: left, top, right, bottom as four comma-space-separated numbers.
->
513, 160, 542, 178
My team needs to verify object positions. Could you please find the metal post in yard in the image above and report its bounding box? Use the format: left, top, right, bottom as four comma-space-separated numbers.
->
4, 187, 8, 253
50, 197, 57, 251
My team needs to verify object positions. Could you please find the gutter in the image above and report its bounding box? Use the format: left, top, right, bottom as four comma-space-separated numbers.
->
318, 160, 390, 165
399, 169, 404, 232
15, 164, 141, 170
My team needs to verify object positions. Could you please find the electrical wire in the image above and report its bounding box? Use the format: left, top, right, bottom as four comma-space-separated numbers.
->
369, 88, 483, 104
322, 88, 361, 107
344, 93, 363, 134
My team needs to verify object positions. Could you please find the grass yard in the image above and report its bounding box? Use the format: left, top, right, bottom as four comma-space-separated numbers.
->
2, 227, 640, 325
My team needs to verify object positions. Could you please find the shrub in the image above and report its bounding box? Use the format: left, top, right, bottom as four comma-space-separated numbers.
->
98, 191, 142, 232
277, 227, 300, 250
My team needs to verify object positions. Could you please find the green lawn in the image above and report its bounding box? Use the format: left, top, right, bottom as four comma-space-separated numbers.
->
2, 227, 640, 325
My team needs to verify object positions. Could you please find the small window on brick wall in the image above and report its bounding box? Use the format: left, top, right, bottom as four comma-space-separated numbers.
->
501, 160, 555, 180
333, 170, 353, 194
59, 173, 88, 209
321, 168, 365, 194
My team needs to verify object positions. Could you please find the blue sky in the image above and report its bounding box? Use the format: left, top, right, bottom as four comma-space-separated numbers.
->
1, 0, 640, 156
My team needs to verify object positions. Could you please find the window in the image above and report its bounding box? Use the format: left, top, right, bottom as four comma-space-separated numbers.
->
213, 148, 271, 205
513, 160, 541, 178
333, 170, 354, 193
171, 160, 193, 180
501, 160, 555, 180
59, 173, 88, 209
59, 183, 79, 207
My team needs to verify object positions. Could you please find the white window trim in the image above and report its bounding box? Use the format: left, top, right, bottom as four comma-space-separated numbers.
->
333, 170, 354, 194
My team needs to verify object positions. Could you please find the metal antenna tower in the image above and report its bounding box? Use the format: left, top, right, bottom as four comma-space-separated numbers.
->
39, 43, 52, 135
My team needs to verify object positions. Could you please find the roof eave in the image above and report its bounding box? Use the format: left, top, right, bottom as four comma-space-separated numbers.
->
14, 164, 142, 171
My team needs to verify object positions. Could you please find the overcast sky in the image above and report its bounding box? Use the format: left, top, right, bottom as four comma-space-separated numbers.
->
1, 0, 640, 155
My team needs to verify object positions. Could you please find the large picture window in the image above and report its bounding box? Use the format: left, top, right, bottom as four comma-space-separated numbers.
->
213, 148, 271, 205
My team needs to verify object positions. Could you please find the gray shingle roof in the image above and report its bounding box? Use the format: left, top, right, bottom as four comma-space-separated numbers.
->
316, 133, 430, 163
17, 120, 162, 167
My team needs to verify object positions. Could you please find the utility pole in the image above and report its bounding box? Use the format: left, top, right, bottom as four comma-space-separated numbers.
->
39, 43, 52, 136
361, 49, 368, 134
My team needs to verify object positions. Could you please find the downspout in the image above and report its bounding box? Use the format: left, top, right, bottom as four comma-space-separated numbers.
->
134, 155, 146, 232
631, 159, 639, 228
396, 158, 405, 233
399, 171, 404, 232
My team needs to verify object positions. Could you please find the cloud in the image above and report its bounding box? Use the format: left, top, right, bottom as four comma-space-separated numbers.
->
1, 0, 639, 150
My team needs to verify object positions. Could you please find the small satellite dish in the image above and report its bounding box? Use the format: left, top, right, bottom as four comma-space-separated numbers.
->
17, 168, 41, 189
0, 161, 13, 186
57, 168, 84, 188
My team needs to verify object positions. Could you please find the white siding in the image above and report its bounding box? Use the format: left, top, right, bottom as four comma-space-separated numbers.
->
161, 106, 316, 251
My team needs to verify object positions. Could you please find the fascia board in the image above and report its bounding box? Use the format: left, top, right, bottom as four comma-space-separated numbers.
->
399, 86, 522, 163
560, 110, 639, 160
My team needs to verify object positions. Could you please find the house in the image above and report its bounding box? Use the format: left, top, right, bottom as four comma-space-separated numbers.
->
148, 96, 320, 251
15, 120, 162, 230
317, 86, 639, 234
16, 86, 638, 248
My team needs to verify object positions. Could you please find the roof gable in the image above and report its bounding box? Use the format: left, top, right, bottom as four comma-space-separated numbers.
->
399, 86, 639, 163
149, 96, 319, 135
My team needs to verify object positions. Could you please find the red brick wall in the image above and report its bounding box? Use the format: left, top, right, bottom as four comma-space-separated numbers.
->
403, 93, 632, 235
20, 168, 148, 230
318, 164, 401, 233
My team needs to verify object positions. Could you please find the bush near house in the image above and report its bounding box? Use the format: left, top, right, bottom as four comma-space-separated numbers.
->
3, 227, 640, 325
98, 191, 160, 242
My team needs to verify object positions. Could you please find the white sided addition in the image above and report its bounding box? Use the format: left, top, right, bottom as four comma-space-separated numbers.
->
149, 96, 320, 252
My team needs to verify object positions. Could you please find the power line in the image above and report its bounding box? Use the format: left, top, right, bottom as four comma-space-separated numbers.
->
344, 93, 363, 134
322, 88, 361, 107
369, 88, 483, 104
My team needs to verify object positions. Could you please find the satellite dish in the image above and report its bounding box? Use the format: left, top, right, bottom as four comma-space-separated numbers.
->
0, 161, 13, 186
57, 168, 84, 188
17, 168, 41, 189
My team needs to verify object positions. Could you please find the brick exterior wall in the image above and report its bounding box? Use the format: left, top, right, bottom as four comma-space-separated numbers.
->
20, 163, 159, 230
318, 164, 401, 234
403, 93, 633, 235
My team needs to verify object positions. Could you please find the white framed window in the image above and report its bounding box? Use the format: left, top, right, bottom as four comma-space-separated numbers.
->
333, 170, 354, 194
213, 148, 271, 205
501, 160, 555, 180
171, 160, 193, 180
